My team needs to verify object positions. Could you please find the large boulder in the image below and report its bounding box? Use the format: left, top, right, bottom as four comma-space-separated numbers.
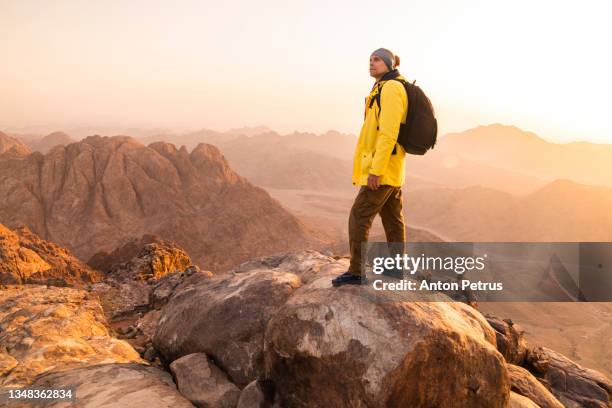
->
155, 250, 511, 407
154, 267, 302, 386
0, 285, 141, 387
526, 347, 611, 407
264, 261, 510, 407
26, 363, 194, 408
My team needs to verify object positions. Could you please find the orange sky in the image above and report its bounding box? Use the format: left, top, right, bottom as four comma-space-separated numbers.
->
1, 0, 610, 143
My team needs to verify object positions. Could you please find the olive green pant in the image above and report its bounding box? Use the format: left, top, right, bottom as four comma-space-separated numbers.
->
348, 185, 406, 276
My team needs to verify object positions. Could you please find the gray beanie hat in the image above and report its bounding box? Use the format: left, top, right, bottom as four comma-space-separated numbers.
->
371, 48, 396, 70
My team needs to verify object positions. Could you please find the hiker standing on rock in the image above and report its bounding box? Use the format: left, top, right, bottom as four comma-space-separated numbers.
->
332, 48, 409, 287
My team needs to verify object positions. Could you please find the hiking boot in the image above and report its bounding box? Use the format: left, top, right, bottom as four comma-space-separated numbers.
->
332, 271, 366, 287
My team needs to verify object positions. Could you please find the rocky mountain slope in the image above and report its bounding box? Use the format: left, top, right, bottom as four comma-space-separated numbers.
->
0, 223, 102, 286
0, 131, 31, 160
436, 124, 612, 188
403, 179, 612, 241
151, 250, 610, 407
0, 135, 325, 271
1, 247, 610, 407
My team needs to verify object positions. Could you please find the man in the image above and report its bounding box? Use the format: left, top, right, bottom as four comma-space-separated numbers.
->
332, 48, 408, 287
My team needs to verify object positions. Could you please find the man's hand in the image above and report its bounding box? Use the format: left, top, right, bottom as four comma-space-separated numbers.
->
367, 174, 382, 190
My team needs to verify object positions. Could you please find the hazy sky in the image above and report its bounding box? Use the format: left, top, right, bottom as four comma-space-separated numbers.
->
1, 0, 610, 142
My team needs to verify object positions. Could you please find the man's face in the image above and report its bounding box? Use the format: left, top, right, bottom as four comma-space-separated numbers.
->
369, 55, 389, 78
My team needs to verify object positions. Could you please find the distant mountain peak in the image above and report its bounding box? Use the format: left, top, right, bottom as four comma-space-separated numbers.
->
450, 123, 547, 144
0, 135, 323, 271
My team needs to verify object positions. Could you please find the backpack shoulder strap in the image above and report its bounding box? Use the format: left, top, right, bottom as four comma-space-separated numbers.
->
369, 82, 383, 110
371, 78, 409, 114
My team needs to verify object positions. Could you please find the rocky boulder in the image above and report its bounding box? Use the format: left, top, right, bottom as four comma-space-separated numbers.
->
0, 285, 141, 387
485, 314, 528, 366
526, 346, 611, 407
26, 363, 194, 407
99, 236, 193, 282
506, 364, 563, 408
264, 269, 509, 407
0, 223, 102, 286
154, 266, 301, 386
170, 353, 241, 408
154, 250, 511, 407
89, 236, 205, 319
88, 238, 210, 369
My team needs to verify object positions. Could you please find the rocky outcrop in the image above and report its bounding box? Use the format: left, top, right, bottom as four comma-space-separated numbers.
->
92, 235, 193, 282
88, 234, 167, 273
170, 353, 241, 408
506, 364, 563, 408
0, 285, 141, 387
526, 347, 611, 407
154, 250, 510, 407
154, 267, 300, 386
486, 314, 528, 366
0, 135, 324, 271
0, 144, 31, 161
0, 284, 193, 407
2, 246, 610, 407
87, 237, 211, 372
27, 363, 194, 407
0, 223, 102, 286
89, 236, 206, 320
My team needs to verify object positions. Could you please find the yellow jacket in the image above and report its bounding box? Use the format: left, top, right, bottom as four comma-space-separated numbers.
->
352, 74, 408, 187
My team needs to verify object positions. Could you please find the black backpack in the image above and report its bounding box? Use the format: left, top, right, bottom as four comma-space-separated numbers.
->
371, 78, 438, 155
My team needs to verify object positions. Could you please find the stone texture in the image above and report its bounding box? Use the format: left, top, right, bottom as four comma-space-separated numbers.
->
0, 223, 102, 286
485, 314, 528, 366
0, 285, 142, 387
506, 364, 563, 408
155, 250, 510, 407
25, 363, 194, 407
170, 353, 240, 408
0, 131, 31, 158
509, 391, 542, 408
236, 380, 268, 408
154, 267, 301, 386
526, 346, 611, 408
264, 269, 509, 407
89, 237, 209, 321
91, 235, 193, 282
0, 135, 324, 271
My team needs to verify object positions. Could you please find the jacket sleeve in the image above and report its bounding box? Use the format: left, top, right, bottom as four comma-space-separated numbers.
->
370, 81, 406, 176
